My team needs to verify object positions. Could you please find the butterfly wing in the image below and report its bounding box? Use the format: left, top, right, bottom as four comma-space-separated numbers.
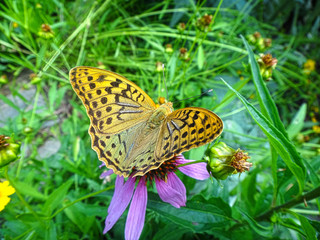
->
70, 66, 157, 135
155, 107, 223, 160
70, 66, 158, 177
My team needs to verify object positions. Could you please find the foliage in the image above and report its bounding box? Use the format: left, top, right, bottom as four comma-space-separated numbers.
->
0, 0, 319, 239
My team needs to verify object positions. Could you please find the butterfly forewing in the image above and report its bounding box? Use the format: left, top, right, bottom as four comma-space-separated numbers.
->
155, 107, 223, 160
70, 67, 156, 135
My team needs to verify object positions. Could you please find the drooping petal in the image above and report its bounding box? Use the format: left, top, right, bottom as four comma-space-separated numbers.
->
100, 169, 114, 179
167, 172, 186, 202
125, 177, 147, 240
108, 176, 124, 214
104, 177, 135, 234
155, 173, 186, 208
176, 156, 210, 180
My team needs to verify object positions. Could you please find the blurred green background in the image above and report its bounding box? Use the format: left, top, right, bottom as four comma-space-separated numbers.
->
0, 0, 319, 239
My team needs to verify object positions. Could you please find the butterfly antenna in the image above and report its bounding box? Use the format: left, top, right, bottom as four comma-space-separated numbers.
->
172, 89, 213, 104
162, 64, 169, 100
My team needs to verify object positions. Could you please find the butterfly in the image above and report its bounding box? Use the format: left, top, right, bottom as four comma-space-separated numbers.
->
69, 67, 223, 177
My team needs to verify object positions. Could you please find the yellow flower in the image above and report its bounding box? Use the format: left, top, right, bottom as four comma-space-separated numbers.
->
303, 59, 316, 75
311, 106, 319, 113
313, 125, 320, 134
0, 181, 15, 211
311, 116, 317, 123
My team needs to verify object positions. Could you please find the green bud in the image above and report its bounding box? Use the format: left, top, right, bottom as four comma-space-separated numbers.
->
0, 135, 21, 167
205, 142, 252, 180
257, 53, 277, 81
0, 75, 9, 84
257, 38, 265, 51
155, 62, 164, 73
165, 44, 173, 54
23, 126, 33, 134
30, 76, 42, 84
177, 22, 186, 32
246, 34, 256, 44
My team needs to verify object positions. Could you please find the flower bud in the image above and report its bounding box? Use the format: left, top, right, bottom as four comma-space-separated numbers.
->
179, 48, 190, 62
264, 38, 272, 48
29, 73, 41, 84
0, 135, 20, 168
155, 61, 164, 72
205, 142, 252, 180
38, 23, 54, 39
0, 75, 8, 84
165, 44, 173, 54
97, 61, 107, 69
177, 22, 186, 32
257, 53, 277, 80
195, 14, 213, 32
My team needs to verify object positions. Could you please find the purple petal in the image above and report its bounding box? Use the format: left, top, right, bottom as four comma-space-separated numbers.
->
100, 169, 114, 179
176, 157, 210, 180
108, 176, 124, 214
167, 172, 186, 200
125, 177, 147, 240
155, 173, 186, 208
103, 177, 135, 234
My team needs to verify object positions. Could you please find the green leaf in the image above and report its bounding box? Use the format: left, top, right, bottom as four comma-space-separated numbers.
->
220, 78, 305, 193
148, 194, 232, 232
153, 224, 190, 240
45, 221, 57, 240
280, 217, 305, 235
43, 179, 73, 216
0, 94, 22, 112
237, 207, 272, 237
287, 103, 307, 140
241, 35, 288, 138
63, 202, 96, 234
14, 181, 46, 200
297, 214, 317, 240
214, 77, 250, 112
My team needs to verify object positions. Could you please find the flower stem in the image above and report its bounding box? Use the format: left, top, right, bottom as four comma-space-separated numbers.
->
177, 159, 206, 168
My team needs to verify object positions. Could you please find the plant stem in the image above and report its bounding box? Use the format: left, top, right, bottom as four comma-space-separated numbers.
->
229, 185, 320, 231
255, 185, 320, 221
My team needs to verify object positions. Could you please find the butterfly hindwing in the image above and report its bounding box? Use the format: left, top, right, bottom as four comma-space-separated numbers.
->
70, 66, 156, 135
89, 121, 162, 177
155, 107, 223, 160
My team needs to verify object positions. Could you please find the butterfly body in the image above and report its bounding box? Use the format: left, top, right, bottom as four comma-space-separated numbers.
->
70, 67, 223, 177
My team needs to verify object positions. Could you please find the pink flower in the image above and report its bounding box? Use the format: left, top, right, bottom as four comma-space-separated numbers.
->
101, 155, 209, 240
